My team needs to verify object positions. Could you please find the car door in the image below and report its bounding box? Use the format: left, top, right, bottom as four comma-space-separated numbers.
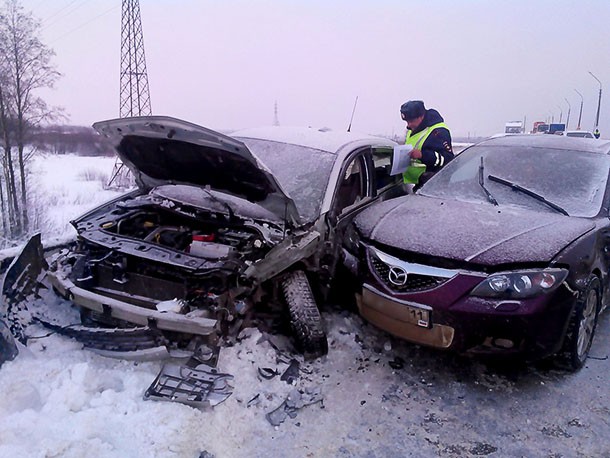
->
318, 146, 400, 298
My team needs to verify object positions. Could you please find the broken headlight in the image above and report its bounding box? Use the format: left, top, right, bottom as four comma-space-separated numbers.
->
343, 223, 361, 255
470, 268, 568, 299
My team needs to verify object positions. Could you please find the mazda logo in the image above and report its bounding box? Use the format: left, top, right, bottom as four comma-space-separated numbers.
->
388, 266, 408, 286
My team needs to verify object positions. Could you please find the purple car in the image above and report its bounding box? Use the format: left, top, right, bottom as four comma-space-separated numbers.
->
346, 134, 610, 371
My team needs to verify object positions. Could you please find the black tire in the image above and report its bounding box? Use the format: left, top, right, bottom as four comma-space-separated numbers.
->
556, 275, 601, 371
280, 270, 328, 359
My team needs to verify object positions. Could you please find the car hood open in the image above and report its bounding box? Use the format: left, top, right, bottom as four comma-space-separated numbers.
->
354, 195, 596, 265
93, 116, 300, 225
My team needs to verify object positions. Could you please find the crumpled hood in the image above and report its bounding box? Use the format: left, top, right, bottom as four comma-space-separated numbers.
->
354, 195, 596, 265
93, 116, 300, 225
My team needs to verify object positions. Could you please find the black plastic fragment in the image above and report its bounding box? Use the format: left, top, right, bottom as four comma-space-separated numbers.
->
258, 367, 277, 380
280, 359, 300, 384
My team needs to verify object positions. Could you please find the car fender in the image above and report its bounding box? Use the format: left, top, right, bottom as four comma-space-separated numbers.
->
243, 230, 322, 283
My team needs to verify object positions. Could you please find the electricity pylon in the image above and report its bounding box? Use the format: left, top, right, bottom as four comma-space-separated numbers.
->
107, 0, 152, 188
273, 101, 280, 126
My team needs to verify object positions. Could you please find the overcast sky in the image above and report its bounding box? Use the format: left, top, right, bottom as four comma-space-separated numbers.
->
22, 0, 610, 138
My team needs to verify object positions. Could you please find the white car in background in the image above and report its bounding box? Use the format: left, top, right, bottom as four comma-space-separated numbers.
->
558, 130, 595, 138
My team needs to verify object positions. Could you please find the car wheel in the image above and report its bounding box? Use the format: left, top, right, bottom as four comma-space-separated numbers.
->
280, 270, 328, 359
557, 275, 601, 371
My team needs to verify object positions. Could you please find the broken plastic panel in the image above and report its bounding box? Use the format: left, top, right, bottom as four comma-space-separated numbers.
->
144, 362, 233, 407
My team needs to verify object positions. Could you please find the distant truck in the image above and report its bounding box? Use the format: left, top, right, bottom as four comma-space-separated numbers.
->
505, 121, 523, 134
548, 123, 566, 134
532, 122, 549, 134
531, 122, 565, 134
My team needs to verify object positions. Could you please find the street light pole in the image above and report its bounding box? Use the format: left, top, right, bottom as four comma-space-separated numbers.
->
564, 98, 571, 130
557, 105, 563, 123
575, 89, 584, 130
589, 71, 602, 130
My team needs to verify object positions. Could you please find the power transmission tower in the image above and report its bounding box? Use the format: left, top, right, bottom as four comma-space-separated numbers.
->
107, 0, 152, 188
273, 101, 280, 126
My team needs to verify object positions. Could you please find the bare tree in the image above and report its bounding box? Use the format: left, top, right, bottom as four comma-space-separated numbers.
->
0, 0, 61, 240
0, 74, 19, 236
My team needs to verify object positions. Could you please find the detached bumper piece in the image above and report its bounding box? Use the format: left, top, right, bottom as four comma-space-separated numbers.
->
0, 318, 18, 367
1, 233, 48, 347
35, 317, 169, 354
144, 362, 233, 407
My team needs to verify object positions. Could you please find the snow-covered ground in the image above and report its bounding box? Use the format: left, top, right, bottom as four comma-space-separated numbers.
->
0, 153, 609, 458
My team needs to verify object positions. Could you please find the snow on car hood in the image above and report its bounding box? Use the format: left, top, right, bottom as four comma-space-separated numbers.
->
93, 116, 300, 225
354, 195, 596, 265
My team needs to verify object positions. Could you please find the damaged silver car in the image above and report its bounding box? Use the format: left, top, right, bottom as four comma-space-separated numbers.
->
2, 116, 400, 363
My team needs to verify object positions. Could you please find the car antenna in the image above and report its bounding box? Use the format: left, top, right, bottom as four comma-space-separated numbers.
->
347, 96, 359, 132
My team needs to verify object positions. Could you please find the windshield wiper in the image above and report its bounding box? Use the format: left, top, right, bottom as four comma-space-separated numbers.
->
487, 175, 569, 216
478, 157, 498, 205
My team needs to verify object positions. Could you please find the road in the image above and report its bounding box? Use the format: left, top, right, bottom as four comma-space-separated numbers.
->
231, 307, 610, 457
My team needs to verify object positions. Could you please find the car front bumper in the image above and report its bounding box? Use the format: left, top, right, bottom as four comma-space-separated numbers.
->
357, 283, 455, 348
47, 268, 218, 337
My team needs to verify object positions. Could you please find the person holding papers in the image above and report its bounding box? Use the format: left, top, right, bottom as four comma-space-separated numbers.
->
400, 100, 454, 190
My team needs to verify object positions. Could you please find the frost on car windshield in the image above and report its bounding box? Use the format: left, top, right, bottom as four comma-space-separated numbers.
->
239, 138, 337, 222
420, 145, 610, 217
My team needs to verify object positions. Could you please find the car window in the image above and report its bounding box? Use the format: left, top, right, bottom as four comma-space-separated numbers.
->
334, 155, 368, 214
420, 145, 610, 217
372, 148, 400, 192
238, 138, 337, 222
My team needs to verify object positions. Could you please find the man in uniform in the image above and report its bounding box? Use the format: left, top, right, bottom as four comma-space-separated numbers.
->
400, 100, 454, 189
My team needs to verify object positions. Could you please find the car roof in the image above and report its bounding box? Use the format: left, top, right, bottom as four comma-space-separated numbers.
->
477, 133, 610, 154
232, 126, 396, 154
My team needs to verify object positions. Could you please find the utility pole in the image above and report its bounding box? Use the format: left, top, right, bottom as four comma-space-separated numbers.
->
108, 0, 153, 188
564, 98, 571, 130
574, 89, 584, 130
589, 71, 602, 130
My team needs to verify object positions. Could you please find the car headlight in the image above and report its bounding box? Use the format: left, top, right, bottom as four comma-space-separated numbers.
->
470, 268, 569, 299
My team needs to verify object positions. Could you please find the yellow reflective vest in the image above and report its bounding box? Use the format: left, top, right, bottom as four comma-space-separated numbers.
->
403, 121, 450, 184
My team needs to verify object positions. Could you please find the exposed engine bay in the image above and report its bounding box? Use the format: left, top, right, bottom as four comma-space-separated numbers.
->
46, 185, 289, 339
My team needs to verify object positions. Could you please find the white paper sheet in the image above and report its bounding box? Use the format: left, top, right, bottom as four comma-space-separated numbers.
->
389, 144, 414, 175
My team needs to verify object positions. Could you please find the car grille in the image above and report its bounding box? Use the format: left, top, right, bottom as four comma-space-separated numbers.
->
370, 254, 449, 293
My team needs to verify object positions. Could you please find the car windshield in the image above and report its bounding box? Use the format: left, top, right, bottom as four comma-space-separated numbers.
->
238, 138, 337, 222
420, 145, 610, 217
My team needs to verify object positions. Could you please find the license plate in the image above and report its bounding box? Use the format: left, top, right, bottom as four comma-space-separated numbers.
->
362, 284, 433, 329
405, 305, 430, 328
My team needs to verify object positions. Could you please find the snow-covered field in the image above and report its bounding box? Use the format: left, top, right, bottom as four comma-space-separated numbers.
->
1, 153, 609, 458
28, 154, 123, 243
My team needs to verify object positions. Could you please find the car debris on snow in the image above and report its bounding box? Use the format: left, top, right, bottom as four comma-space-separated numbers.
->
144, 361, 234, 407
257, 366, 277, 380
280, 358, 300, 384
265, 386, 324, 427
0, 317, 18, 367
